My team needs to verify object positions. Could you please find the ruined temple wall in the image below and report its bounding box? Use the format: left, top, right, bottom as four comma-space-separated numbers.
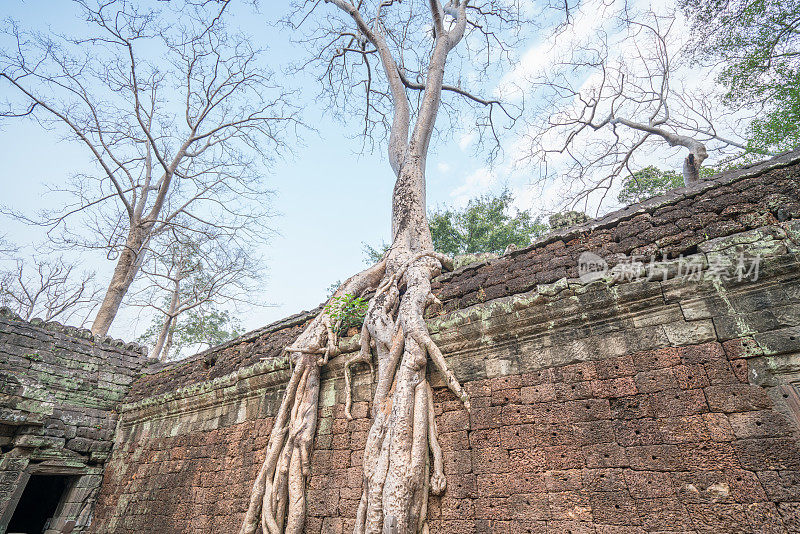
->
90, 151, 800, 533
0, 311, 149, 533
92, 224, 800, 533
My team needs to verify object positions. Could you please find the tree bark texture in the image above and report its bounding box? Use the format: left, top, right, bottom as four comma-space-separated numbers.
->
242, 2, 471, 532
91, 227, 149, 336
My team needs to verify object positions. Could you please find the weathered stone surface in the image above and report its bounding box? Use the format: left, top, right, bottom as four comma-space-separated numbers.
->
11, 151, 800, 533
93, 247, 800, 532
0, 313, 147, 533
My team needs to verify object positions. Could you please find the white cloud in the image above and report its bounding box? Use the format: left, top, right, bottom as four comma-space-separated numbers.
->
450, 167, 496, 205
458, 132, 476, 152
437, 162, 452, 174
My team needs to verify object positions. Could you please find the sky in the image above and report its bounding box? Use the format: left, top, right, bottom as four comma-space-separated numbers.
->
0, 0, 740, 344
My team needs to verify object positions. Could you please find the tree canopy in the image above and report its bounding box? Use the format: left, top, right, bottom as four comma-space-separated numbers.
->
525, 6, 754, 206
683, 0, 800, 152
617, 166, 685, 204
0, 257, 99, 325
138, 306, 242, 361
429, 189, 548, 255
362, 189, 548, 262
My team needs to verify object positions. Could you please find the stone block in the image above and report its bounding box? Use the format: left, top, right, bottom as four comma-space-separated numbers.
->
753, 326, 800, 356
728, 410, 796, 439
704, 384, 772, 413
663, 320, 717, 346
734, 438, 800, 470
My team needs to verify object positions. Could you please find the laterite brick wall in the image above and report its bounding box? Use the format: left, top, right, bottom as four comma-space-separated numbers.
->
91, 151, 800, 533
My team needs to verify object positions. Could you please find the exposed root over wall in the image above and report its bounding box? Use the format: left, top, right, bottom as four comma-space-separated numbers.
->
241, 248, 470, 534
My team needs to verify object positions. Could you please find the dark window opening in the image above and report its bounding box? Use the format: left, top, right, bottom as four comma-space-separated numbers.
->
7, 474, 73, 534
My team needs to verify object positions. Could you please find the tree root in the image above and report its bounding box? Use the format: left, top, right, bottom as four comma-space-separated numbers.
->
352, 253, 469, 534
242, 251, 468, 534
426, 382, 446, 497
240, 351, 316, 534
240, 261, 386, 534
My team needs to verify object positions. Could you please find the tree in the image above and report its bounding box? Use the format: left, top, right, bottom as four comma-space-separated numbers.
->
175, 307, 243, 354
138, 305, 242, 361
617, 159, 752, 205
240, 1, 531, 533
131, 227, 260, 360
526, 7, 757, 208
429, 189, 548, 255
682, 0, 800, 152
617, 166, 685, 204
362, 242, 391, 265
364, 189, 547, 262
0, 0, 294, 336
0, 257, 99, 325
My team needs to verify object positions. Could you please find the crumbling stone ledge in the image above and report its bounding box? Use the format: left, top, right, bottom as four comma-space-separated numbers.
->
440, 147, 800, 285
118, 227, 800, 431
0, 310, 148, 533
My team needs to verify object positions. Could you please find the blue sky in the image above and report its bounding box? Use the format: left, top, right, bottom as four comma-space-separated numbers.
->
0, 0, 534, 338
1, 0, 735, 342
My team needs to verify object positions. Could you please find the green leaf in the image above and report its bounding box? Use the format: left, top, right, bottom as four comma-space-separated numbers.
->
324, 293, 369, 334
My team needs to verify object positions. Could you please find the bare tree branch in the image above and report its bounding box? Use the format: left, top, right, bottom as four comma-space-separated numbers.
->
0, 257, 100, 325
0, 0, 297, 336
524, 7, 765, 209
129, 223, 262, 360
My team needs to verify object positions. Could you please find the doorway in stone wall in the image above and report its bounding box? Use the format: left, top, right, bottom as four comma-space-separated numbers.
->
6, 474, 74, 534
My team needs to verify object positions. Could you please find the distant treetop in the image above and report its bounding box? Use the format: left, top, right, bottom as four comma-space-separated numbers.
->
429, 188, 548, 256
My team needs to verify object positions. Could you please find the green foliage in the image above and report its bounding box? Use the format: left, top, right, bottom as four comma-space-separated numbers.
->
177, 308, 243, 351
683, 0, 800, 152
617, 167, 685, 204
324, 293, 368, 334
361, 189, 547, 265
362, 241, 391, 265
326, 280, 343, 298
617, 164, 743, 205
429, 188, 548, 255
138, 306, 243, 360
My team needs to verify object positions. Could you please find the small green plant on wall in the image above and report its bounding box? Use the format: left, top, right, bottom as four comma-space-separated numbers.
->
324, 293, 369, 335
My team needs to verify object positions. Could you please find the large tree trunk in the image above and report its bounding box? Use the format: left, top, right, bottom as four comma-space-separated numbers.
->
242, 5, 470, 533
241, 155, 468, 534
150, 315, 173, 361
91, 227, 148, 336
163, 326, 175, 359
353, 160, 462, 534
682, 151, 706, 186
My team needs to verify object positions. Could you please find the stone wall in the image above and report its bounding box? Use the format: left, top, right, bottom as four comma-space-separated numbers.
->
0, 310, 148, 533
430, 148, 800, 314
91, 151, 800, 533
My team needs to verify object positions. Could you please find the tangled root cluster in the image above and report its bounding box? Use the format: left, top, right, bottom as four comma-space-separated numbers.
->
241, 251, 469, 534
